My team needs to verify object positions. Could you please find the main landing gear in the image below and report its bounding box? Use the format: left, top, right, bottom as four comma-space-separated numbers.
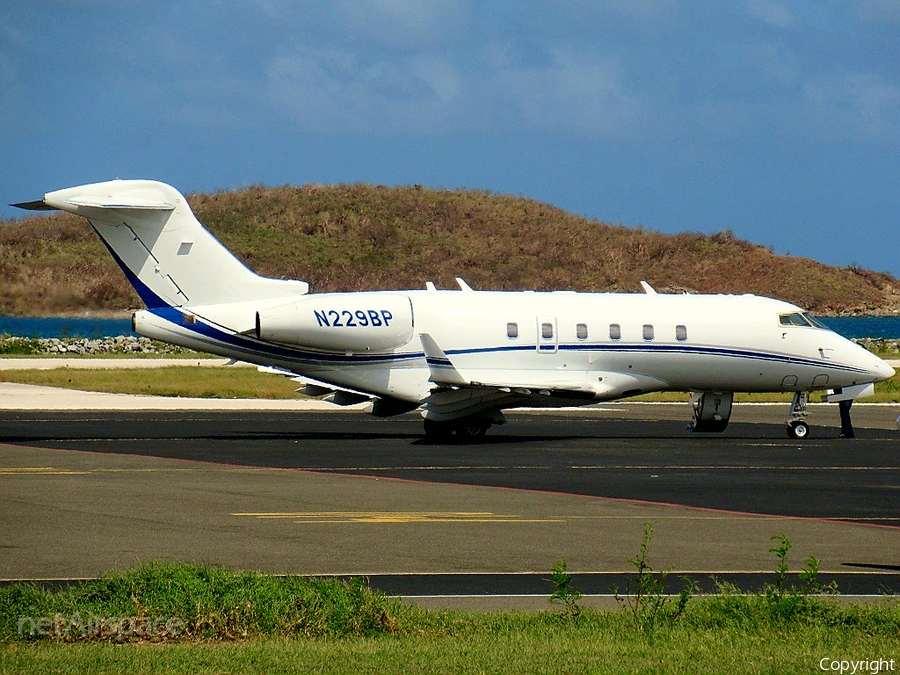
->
423, 417, 492, 440
687, 392, 733, 433
786, 391, 810, 439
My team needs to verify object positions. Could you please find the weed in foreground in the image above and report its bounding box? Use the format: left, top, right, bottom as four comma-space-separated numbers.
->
547, 560, 582, 619
611, 523, 695, 637
763, 533, 839, 624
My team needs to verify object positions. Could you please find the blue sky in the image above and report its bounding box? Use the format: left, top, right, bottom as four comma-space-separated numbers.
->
2, 1, 898, 277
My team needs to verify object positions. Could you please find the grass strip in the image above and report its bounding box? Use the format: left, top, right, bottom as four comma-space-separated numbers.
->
1, 562, 899, 674
1, 365, 898, 402
2, 625, 898, 675
0, 366, 302, 399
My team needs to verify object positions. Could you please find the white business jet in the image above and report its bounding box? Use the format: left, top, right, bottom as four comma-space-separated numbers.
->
14, 180, 895, 439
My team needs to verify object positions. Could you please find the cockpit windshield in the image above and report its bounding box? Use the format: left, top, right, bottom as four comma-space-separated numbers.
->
778, 312, 829, 330
802, 312, 828, 329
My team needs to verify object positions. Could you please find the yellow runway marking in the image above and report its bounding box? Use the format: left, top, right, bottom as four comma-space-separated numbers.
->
0, 466, 223, 476
234, 511, 900, 525
305, 465, 899, 472
233, 511, 564, 524
0, 466, 90, 475
558, 515, 771, 520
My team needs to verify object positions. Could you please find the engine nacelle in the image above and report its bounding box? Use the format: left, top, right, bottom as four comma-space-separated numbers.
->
256, 293, 414, 353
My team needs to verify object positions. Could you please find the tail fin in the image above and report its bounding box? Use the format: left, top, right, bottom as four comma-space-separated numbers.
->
25, 179, 307, 308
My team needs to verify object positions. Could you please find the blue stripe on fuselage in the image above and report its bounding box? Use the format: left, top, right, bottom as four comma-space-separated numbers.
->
146, 307, 873, 376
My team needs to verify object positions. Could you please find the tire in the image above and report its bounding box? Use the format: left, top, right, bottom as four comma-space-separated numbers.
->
423, 418, 454, 439
454, 419, 489, 439
787, 420, 810, 439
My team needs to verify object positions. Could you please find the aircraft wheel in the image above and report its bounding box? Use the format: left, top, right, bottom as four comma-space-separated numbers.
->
423, 419, 455, 439
454, 419, 489, 438
786, 420, 810, 439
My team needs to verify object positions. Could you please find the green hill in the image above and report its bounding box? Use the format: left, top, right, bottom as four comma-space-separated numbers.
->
1, 183, 898, 316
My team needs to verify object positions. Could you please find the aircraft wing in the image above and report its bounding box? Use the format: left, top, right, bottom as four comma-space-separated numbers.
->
421, 333, 597, 394
258, 365, 373, 404
419, 333, 670, 422
257, 365, 419, 417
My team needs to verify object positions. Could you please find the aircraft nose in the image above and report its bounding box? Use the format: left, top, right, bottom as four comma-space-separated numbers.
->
875, 358, 896, 382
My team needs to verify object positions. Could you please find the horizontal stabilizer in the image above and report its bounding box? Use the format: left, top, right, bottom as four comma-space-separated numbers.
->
62, 195, 175, 210
11, 200, 56, 211
13, 194, 175, 212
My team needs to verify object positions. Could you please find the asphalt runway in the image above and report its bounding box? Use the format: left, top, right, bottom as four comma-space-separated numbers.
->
1, 406, 898, 603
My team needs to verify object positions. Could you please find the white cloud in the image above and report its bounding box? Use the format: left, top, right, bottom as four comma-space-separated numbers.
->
263, 40, 647, 140
744, 0, 793, 28
803, 71, 900, 142
265, 46, 462, 133
333, 0, 469, 48
492, 48, 645, 139
409, 55, 461, 102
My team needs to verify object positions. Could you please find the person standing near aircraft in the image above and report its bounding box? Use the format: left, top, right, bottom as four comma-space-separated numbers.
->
838, 399, 854, 438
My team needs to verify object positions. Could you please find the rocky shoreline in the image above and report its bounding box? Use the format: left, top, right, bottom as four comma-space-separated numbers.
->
0, 336, 195, 356
855, 338, 900, 355
0, 335, 897, 357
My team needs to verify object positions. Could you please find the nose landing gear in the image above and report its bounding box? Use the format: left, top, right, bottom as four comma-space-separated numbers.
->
786, 391, 810, 439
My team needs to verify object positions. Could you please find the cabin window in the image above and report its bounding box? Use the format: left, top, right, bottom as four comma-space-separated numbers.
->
541, 323, 554, 339
576, 323, 588, 340
675, 325, 688, 341
643, 324, 655, 341
507, 322, 518, 339
609, 323, 621, 340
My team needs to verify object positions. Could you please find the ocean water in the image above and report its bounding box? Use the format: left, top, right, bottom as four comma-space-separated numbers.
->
818, 316, 900, 340
0, 315, 898, 340
0, 316, 136, 339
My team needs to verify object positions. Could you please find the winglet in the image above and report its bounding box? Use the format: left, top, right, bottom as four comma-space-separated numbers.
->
419, 333, 468, 385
